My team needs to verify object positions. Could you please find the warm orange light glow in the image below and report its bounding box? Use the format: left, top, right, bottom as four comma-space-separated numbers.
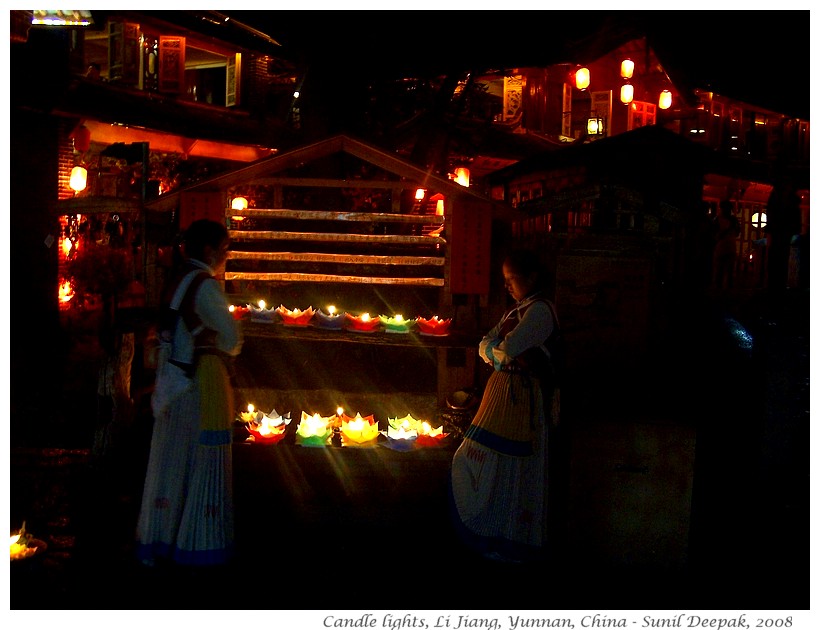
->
575, 67, 590, 91
58, 280, 74, 305
620, 83, 634, 104
658, 90, 672, 110
62, 237, 73, 257
620, 59, 635, 79
69, 166, 87, 192
454, 167, 470, 187
415, 188, 426, 201
231, 196, 248, 211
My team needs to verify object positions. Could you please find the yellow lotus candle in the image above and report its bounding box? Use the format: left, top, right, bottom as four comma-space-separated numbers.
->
340, 412, 380, 444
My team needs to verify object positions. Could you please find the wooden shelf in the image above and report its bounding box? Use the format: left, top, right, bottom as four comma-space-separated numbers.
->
241, 321, 479, 349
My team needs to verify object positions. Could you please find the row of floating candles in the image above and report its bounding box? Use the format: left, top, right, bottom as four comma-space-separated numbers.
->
229, 302, 452, 336
237, 404, 448, 449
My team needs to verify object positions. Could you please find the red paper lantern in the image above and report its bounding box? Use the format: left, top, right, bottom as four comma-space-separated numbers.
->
73, 125, 91, 153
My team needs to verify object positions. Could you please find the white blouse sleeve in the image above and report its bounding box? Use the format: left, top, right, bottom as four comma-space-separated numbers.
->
194, 278, 243, 356
493, 301, 553, 364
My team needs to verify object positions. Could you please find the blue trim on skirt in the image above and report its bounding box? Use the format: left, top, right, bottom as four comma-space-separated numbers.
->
198, 428, 232, 446
463, 424, 533, 457
136, 541, 233, 566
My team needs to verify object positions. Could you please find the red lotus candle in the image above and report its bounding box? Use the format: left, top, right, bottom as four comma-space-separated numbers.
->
246, 409, 291, 444
415, 420, 449, 447
415, 315, 452, 336
229, 304, 250, 321
344, 312, 381, 333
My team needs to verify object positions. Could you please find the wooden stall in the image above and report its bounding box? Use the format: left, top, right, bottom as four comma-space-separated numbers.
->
144, 135, 522, 414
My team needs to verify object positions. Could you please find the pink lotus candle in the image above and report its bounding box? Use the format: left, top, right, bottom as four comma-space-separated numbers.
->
344, 312, 380, 333
340, 412, 380, 444
415, 315, 452, 336
276, 305, 315, 326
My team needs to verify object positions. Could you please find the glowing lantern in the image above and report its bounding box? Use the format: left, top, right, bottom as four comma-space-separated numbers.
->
620, 83, 634, 104
620, 59, 635, 79
575, 67, 590, 91
231, 196, 248, 211
415, 315, 452, 336
73, 125, 91, 153
295, 411, 333, 447
658, 90, 673, 110
345, 312, 380, 333
379, 314, 411, 334
414, 188, 426, 201
340, 413, 380, 445
276, 305, 315, 326
69, 166, 87, 192
58, 280, 74, 307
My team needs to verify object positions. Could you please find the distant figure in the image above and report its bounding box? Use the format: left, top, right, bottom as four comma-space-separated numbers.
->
712, 200, 740, 291
765, 174, 802, 293
136, 219, 243, 568
450, 248, 563, 564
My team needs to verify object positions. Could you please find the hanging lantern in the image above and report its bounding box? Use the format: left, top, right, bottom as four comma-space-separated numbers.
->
69, 166, 87, 192
414, 188, 426, 201
231, 196, 248, 211
575, 67, 590, 91
620, 59, 635, 79
620, 83, 634, 104
73, 125, 91, 153
658, 90, 673, 110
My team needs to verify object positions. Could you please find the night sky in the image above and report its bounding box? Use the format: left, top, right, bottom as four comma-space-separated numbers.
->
224, 8, 811, 120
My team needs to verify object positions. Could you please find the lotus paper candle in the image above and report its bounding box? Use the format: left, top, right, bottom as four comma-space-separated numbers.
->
415, 315, 452, 336
379, 313, 412, 334
313, 305, 344, 330
10, 522, 45, 561
246, 408, 291, 444
340, 412, 380, 445
295, 411, 334, 447
415, 421, 449, 447
249, 300, 277, 323
381, 415, 419, 451
344, 312, 380, 333
276, 305, 315, 326
238, 403, 262, 424
229, 304, 250, 321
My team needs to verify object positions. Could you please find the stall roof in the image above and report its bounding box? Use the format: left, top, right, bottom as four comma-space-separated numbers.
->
145, 134, 524, 222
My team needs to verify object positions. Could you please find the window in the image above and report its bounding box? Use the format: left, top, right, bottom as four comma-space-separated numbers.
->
627, 101, 656, 130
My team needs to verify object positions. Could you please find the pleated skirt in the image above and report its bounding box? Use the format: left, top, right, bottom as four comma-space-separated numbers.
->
450, 370, 548, 561
136, 354, 234, 566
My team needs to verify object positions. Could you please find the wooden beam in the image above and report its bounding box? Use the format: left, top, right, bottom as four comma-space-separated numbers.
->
228, 230, 446, 246
228, 251, 445, 266
232, 208, 444, 224
225, 272, 445, 286
245, 177, 406, 189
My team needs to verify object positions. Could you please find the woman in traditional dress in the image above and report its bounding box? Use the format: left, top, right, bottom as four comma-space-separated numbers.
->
136, 219, 243, 567
450, 248, 561, 563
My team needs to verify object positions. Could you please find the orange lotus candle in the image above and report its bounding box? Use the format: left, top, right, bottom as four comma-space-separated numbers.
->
340, 412, 380, 444
344, 312, 380, 333
415, 315, 452, 336
276, 305, 315, 326
415, 420, 449, 447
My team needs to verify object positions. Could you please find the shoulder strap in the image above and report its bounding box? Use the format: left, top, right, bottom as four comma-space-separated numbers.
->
178, 270, 211, 335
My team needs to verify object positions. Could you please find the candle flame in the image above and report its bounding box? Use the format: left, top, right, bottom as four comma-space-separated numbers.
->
258, 299, 266, 309
327, 305, 337, 315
